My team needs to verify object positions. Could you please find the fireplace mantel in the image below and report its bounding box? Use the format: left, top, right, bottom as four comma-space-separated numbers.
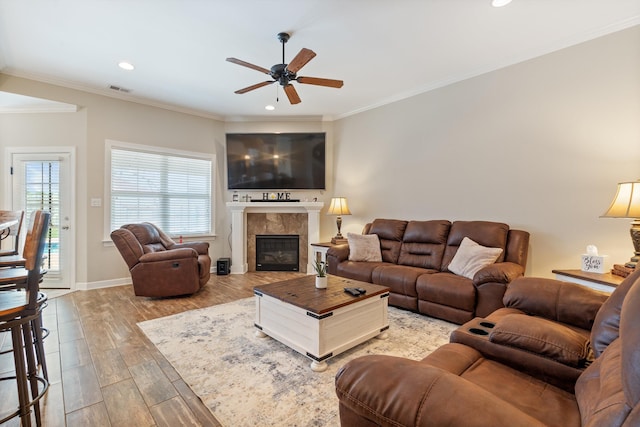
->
226, 201, 324, 274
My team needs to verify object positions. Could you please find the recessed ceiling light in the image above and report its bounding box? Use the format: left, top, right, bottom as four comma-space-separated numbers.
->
118, 61, 135, 71
491, 0, 512, 7
265, 105, 275, 111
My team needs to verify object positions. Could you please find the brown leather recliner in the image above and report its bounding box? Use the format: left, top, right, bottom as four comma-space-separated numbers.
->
448, 272, 628, 392
335, 271, 640, 426
111, 222, 211, 297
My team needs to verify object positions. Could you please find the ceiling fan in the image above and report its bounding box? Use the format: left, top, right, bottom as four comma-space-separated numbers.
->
226, 32, 344, 105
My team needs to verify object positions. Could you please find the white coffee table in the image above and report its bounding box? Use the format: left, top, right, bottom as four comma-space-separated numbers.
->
254, 275, 390, 372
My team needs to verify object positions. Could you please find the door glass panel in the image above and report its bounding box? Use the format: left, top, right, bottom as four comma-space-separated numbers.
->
23, 161, 60, 273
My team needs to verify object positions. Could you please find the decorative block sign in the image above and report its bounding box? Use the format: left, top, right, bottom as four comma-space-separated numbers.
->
581, 255, 609, 273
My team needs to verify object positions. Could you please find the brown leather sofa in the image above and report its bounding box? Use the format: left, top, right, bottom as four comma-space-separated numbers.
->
326, 219, 529, 324
450, 273, 628, 392
335, 271, 640, 426
111, 222, 211, 297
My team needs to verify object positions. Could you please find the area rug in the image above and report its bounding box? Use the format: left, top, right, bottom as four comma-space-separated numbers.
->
138, 297, 457, 427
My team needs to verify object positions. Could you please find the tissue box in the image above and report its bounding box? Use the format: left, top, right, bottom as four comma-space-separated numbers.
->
581, 255, 609, 273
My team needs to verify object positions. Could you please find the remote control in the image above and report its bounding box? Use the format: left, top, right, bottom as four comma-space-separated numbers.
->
344, 287, 362, 296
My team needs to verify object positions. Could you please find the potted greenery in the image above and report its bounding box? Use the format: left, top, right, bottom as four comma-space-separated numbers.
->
313, 259, 328, 289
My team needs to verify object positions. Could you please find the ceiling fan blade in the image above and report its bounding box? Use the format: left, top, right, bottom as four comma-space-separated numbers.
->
234, 81, 275, 94
297, 76, 344, 88
226, 57, 271, 74
286, 48, 316, 73
283, 84, 301, 104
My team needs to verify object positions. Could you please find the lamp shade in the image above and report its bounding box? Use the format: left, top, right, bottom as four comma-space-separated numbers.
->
601, 181, 640, 218
327, 197, 352, 216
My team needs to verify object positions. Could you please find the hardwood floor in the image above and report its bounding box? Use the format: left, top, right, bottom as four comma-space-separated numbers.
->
0, 272, 305, 426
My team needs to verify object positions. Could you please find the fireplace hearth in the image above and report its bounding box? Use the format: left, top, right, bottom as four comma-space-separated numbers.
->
256, 235, 300, 271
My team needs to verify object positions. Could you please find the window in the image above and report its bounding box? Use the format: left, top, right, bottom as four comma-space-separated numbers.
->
107, 140, 215, 237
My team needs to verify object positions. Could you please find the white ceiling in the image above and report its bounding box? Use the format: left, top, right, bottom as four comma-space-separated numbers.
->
1, 0, 639, 121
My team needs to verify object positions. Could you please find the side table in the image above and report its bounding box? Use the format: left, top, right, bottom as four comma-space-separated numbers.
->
552, 269, 625, 294
310, 242, 342, 266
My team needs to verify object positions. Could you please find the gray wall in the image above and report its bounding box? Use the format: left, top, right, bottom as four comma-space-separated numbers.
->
331, 26, 640, 277
0, 76, 225, 286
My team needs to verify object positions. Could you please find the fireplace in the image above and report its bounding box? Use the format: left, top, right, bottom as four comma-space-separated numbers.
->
226, 200, 323, 274
256, 235, 300, 271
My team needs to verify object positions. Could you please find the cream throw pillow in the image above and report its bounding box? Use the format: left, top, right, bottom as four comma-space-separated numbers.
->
448, 237, 503, 279
347, 233, 382, 262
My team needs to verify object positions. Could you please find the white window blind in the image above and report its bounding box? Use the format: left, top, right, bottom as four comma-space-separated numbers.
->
23, 160, 60, 272
110, 145, 213, 236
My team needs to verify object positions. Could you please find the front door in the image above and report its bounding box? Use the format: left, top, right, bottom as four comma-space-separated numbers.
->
9, 150, 75, 289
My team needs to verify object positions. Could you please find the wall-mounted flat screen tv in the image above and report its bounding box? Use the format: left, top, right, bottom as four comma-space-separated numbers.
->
226, 132, 326, 190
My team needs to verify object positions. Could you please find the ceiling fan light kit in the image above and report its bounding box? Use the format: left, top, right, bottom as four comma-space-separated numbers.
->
226, 32, 344, 105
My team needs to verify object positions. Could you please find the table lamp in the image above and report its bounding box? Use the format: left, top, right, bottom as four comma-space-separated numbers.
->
601, 180, 640, 268
327, 197, 351, 244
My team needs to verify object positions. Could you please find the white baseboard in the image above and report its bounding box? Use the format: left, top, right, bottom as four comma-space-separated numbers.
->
76, 277, 131, 291
77, 268, 217, 291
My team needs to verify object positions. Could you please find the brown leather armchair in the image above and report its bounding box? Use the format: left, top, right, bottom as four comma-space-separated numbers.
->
335, 271, 640, 426
111, 222, 211, 297
449, 274, 618, 391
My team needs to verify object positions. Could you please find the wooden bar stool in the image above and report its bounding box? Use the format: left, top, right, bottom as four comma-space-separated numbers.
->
0, 211, 49, 381
0, 210, 50, 426
0, 212, 50, 382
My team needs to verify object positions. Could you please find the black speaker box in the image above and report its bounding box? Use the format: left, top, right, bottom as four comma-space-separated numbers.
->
216, 257, 230, 275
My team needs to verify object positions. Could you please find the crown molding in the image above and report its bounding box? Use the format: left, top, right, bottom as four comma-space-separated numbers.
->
0, 104, 78, 114
3, 17, 638, 123
335, 18, 640, 121
1, 69, 226, 121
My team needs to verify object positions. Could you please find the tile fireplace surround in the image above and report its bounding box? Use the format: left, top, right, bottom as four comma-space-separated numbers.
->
226, 201, 324, 274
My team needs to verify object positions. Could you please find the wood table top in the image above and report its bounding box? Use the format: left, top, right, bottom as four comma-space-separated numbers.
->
552, 269, 625, 287
254, 275, 389, 315
0, 218, 18, 240
0, 219, 18, 229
